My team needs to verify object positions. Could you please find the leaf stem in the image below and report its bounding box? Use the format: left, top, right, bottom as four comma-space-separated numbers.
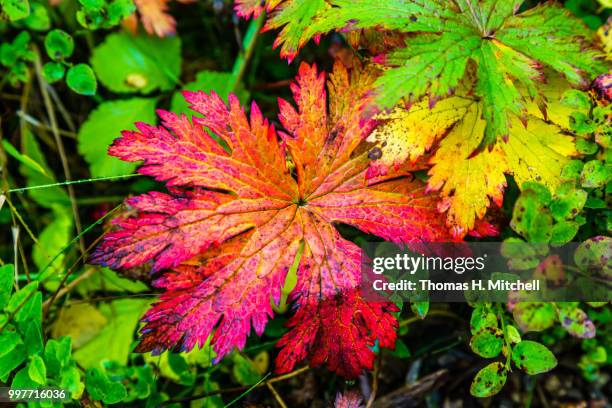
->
33, 46, 86, 255
496, 302, 512, 369
161, 366, 310, 406
231, 14, 265, 93
266, 381, 288, 408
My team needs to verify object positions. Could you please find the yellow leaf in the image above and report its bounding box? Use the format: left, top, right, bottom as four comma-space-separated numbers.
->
598, 18, 611, 60
51, 303, 107, 348
369, 74, 577, 237
367, 96, 473, 167
428, 102, 507, 237
503, 116, 576, 189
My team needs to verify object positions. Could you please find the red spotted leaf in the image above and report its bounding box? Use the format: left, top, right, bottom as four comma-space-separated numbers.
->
91, 61, 452, 377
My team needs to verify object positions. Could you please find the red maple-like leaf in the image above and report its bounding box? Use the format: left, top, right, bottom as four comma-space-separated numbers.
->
90, 61, 452, 377
277, 288, 398, 378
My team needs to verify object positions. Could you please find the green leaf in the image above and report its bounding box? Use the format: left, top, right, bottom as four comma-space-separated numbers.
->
550, 183, 587, 221
73, 299, 150, 368
0, 0, 30, 21
561, 89, 591, 111
0, 330, 22, 358
11, 367, 38, 390
77, 98, 157, 177
91, 32, 181, 94
22, 320, 43, 356
42, 61, 65, 83
0, 264, 14, 309
550, 221, 579, 244
560, 160, 584, 182
19, 129, 70, 208
470, 362, 507, 398
574, 236, 611, 279
280, 0, 609, 148
167, 353, 195, 385
76, 0, 134, 30
475, 39, 537, 148
374, 31, 478, 110
23, 2, 50, 30
232, 353, 262, 386
28, 354, 47, 385
33, 206, 73, 287
76, 267, 148, 294
470, 305, 497, 335
576, 139, 598, 155
556, 304, 596, 339
6, 281, 38, 314
1, 139, 48, 176
510, 188, 552, 242
410, 301, 429, 319
506, 325, 521, 344
0, 345, 26, 382
521, 181, 552, 206
388, 339, 411, 359
512, 302, 556, 332
44, 336, 72, 377
66, 64, 97, 95
170, 70, 249, 116
85, 367, 127, 404
470, 327, 504, 358
60, 364, 84, 399
45, 29, 74, 61
512, 340, 557, 375
580, 160, 610, 188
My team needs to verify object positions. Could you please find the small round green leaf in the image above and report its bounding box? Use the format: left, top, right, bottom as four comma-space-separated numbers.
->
550, 184, 587, 221
560, 160, 584, 182
470, 306, 497, 335
66, 64, 97, 95
574, 236, 611, 279
24, 2, 50, 31
44, 29, 74, 61
28, 355, 46, 385
470, 327, 504, 358
470, 362, 507, 398
512, 302, 556, 332
561, 89, 591, 111
550, 221, 579, 245
42, 62, 65, 83
512, 340, 557, 375
91, 33, 181, 94
581, 160, 610, 188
